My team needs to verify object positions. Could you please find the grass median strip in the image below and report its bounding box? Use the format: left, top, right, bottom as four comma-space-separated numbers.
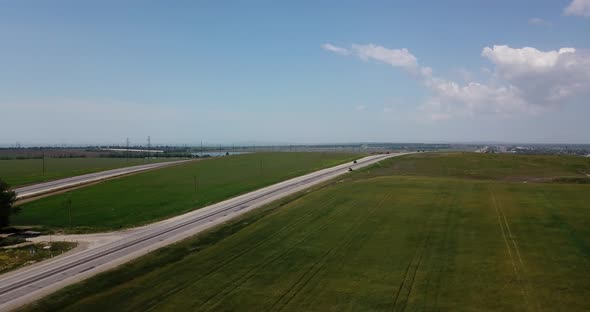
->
13, 152, 358, 233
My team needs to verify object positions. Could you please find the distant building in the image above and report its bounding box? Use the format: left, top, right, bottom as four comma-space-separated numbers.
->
475, 146, 489, 153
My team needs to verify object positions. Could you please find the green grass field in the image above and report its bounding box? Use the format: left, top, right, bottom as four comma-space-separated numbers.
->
18, 153, 590, 311
0, 157, 175, 187
13, 152, 357, 233
359, 152, 590, 181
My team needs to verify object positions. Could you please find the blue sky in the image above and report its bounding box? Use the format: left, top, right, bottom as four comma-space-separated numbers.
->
1, 0, 589, 145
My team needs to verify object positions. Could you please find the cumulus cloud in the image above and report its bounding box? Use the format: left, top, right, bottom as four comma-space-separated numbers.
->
426, 45, 590, 117
482, 45, 576, 70
481, 45, 590, 105
564, 0, 590, 17
321, 43, 350, 55
323, 42, 590, 120
421, 80, 529, 120
528, 17, 552, 26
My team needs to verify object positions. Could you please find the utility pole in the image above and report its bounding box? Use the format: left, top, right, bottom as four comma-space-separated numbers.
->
42, 149, 46, 176
65, 198, 72, 230
147, 136, 151, 162
126, 137, 130, 163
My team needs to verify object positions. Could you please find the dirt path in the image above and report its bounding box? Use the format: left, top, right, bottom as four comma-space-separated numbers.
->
28, 232, 127, 250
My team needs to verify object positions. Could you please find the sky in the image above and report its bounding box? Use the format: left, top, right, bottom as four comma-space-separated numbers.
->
1, 0, 589, 146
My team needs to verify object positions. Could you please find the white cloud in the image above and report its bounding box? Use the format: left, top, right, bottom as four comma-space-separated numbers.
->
424, 45, 590, 118
481, 45, 590, 105
564, 0, 590, 17
351, 44, 418, 70
355, 105, 367, 111
481, 45, 576, 71
528, 17, 552, 26
453, 68, 474, 83
323, 42, 422, 75
324, 43, 590, 120
321, 43, 350, 55
422, 80, 529, 118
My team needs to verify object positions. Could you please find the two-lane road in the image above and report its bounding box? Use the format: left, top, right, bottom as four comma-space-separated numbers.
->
14, 159, 192, 200
0, 153, 408, 311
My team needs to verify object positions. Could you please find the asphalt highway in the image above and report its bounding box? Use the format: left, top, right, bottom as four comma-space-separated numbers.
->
0, 153, 409, 311
14, 159, 192, 200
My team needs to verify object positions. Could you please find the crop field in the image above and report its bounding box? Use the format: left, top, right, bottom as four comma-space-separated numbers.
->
20, 153, 590, 311
361, 152, 590, 182
0, 157, 175, 187
13, 152, 357, 233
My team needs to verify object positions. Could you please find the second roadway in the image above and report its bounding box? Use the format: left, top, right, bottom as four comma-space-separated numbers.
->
0, 153, 409, 311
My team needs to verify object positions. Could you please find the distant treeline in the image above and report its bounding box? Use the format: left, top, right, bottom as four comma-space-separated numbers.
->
0, 155, 83, 160
0, 152, 196, 160
0, 153, 201, 160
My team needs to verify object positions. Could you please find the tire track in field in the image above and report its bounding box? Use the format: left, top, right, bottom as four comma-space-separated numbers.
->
268, 192, 393, 312
270, 194, 392, 312
279, 201, 381, 312
142, 193, 343, 311
489, 188, 539, 312
427, 189, 458, 311
196, 196, 361, 311
390, 191, 450, 312
149, 193, 341, 307
289, 191, 397, 310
